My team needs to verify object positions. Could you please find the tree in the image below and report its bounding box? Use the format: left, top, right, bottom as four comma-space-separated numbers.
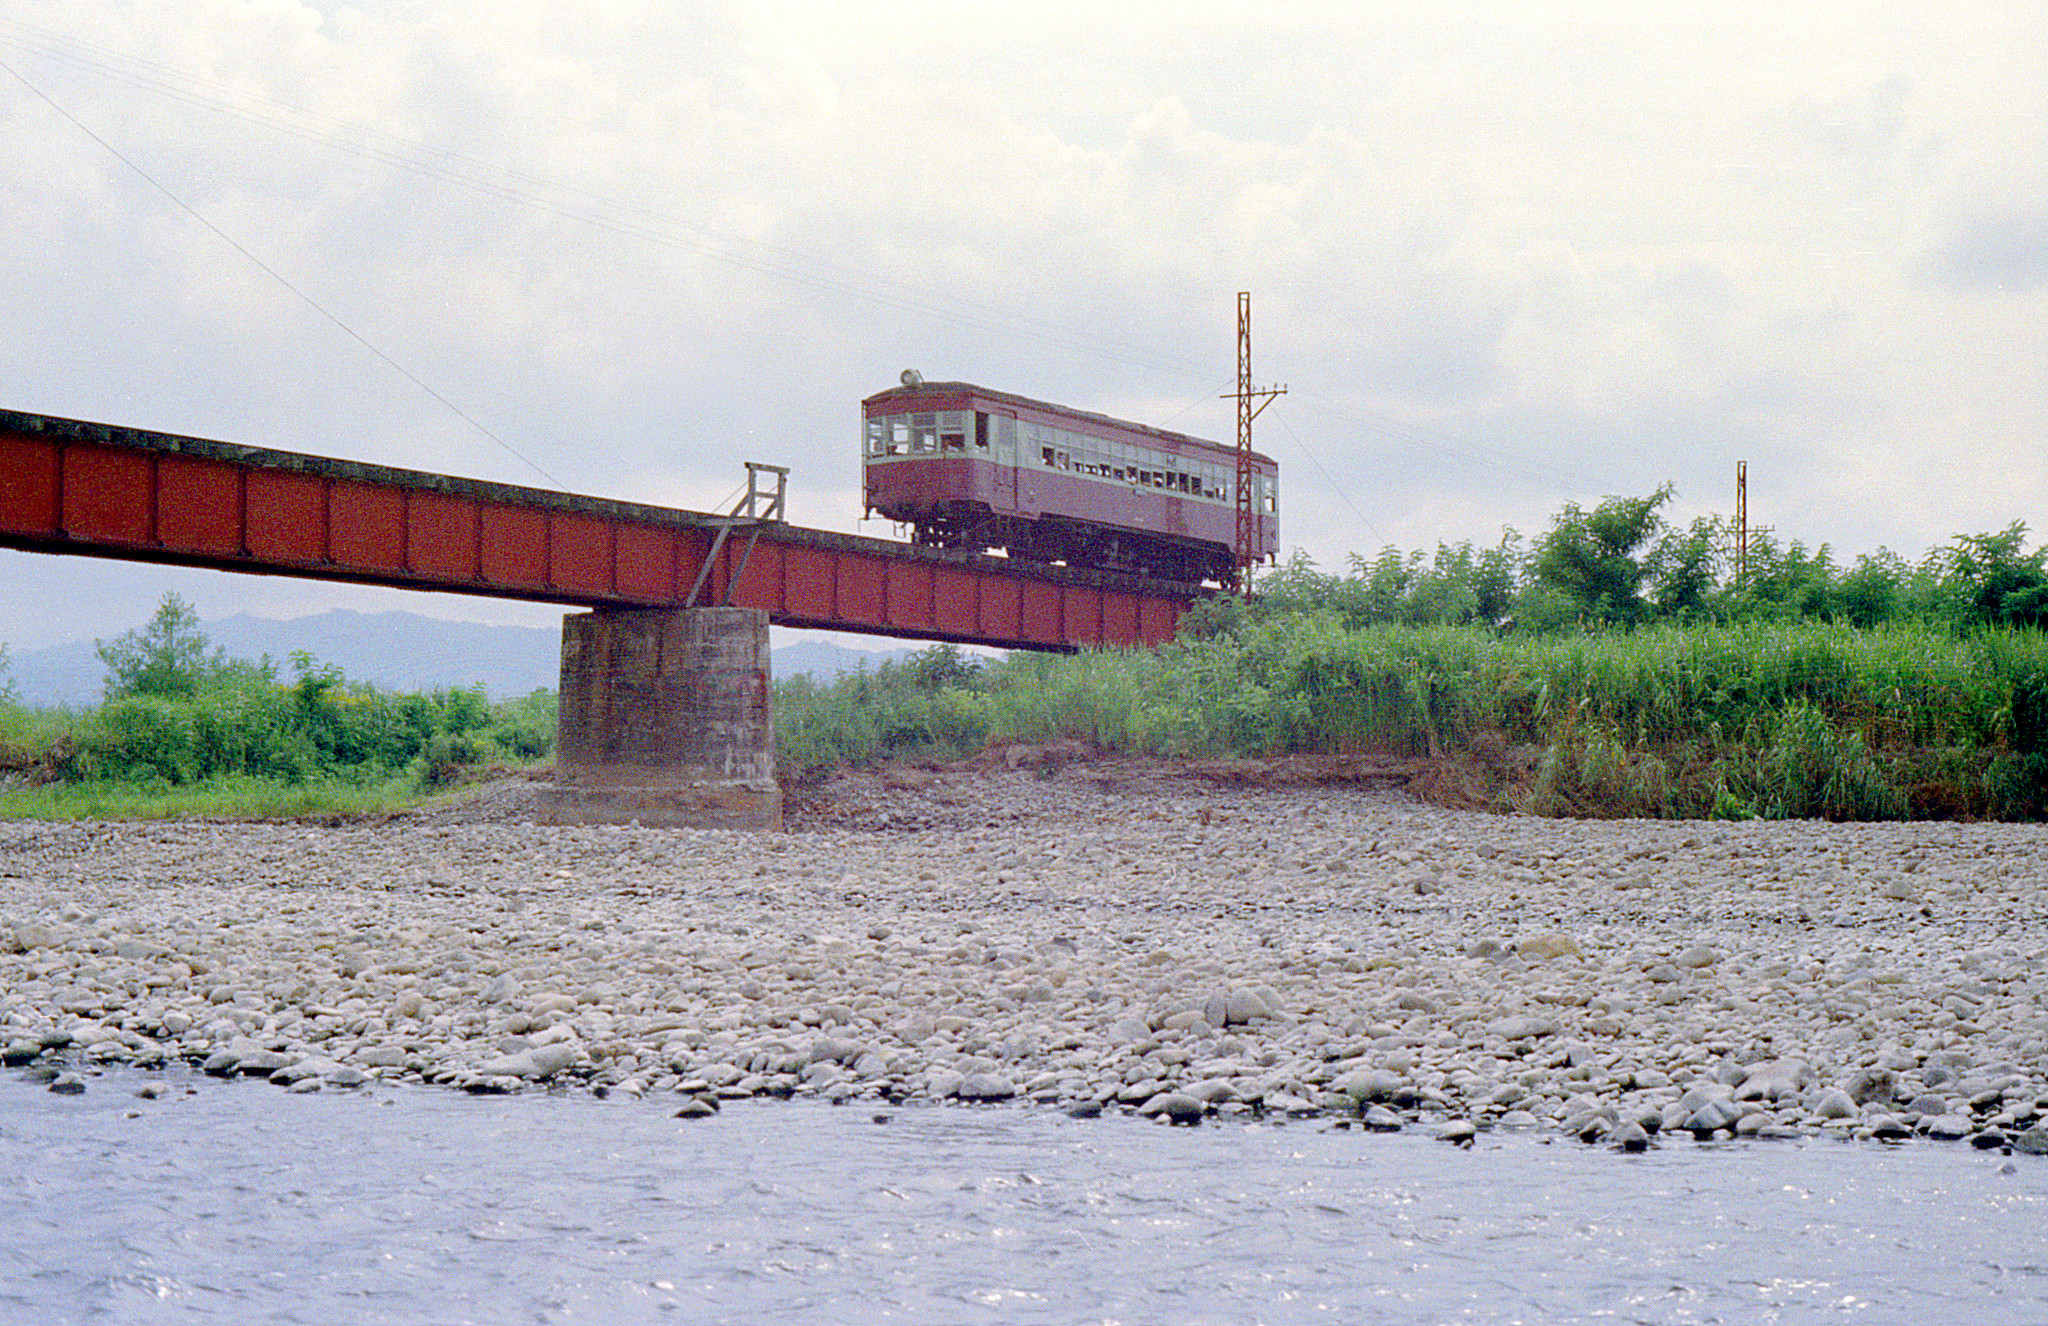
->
1645, 517, 1720, 620
1530, 486, 1673, 626
1836, 550, 1907, 628
95, 592, 228, 699
1945, 523, 2048, 629
902, 643, 985, 691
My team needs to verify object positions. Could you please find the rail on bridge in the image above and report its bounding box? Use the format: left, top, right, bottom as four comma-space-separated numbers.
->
0, 408, 1209, 830
0, 409, 1196, 653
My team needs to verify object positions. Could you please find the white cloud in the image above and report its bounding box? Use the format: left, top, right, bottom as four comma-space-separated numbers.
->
0, 0, 2041, 652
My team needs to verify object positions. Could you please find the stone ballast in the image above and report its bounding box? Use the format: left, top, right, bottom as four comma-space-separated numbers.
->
3, 766, 2047, 1152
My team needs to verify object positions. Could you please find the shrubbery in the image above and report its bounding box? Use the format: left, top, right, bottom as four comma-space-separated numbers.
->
1, 593, 555, 802
775, 617, 2048, 821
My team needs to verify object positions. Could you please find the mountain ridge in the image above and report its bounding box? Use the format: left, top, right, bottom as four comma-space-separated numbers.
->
6, 609, 920, 706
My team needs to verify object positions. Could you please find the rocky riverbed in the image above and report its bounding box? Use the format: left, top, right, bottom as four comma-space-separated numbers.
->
4, 760, 2047, 1151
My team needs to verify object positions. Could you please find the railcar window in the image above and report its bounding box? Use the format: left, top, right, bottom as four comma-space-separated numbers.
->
975, 413, 989, 449
1041, 446, 1055, 467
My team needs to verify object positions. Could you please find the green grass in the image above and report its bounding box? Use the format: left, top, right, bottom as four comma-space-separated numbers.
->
774, 616, 2048, 821
0, 773, 439, 822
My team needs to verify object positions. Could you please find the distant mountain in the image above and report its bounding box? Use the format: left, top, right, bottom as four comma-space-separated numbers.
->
5, 609, 927, 706
773, 639, 919, 681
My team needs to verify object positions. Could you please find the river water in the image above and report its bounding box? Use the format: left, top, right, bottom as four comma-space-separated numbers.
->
4, 1069, 2046, 1325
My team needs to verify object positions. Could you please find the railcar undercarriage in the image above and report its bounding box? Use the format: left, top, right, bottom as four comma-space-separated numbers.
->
902, 504, 1233, 586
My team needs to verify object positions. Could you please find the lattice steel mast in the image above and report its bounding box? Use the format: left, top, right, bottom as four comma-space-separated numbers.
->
1226, 291, 1286, 597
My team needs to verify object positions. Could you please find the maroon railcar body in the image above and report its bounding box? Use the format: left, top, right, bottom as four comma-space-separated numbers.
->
862, 380, 1277, 584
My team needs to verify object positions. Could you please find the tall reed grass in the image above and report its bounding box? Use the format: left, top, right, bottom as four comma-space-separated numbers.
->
774, 616, 2048, 821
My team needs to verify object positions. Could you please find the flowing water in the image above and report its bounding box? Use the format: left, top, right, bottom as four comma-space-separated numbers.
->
4, 1069, 2046, 1325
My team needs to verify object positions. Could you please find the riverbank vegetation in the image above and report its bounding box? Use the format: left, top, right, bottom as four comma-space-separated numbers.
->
778, 497, 2048, 822
0, 594, 554, 820
7, 490, 2044, 823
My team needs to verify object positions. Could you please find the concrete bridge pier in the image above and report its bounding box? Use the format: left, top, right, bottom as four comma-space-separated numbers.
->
538, 606, 782, 831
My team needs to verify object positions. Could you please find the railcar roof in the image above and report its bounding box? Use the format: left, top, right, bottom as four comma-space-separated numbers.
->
864, 381, 1277, 465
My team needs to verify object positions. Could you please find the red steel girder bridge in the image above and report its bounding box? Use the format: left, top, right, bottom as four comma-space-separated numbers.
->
0, 408, 1200, 650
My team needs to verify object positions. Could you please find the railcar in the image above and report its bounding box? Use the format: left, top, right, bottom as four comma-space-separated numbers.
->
862, 376, 1277, 585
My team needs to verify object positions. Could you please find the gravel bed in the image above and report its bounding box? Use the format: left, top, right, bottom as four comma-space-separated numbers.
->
4, 763, 2047, 1152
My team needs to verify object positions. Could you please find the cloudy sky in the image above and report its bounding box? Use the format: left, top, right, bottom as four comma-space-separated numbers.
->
0, 0, 2040, 653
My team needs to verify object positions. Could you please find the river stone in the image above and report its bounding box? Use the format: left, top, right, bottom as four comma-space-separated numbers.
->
475, 1044, 578, 1080
236, 1049, 291, 1076
1684, 1099, 1743, 1135
1435, 1119, 1476, 1145
1812, 1088, 1858, 1120
1487, 1016, 1558, 1042
958, 1073, 1017, 1101
1108, 1016, 1152, 1045
1673, 945, 1721, 968
13, 922, 60, 950
1183, 1079, 1239, 1104
1361, 1104, 1403, 1132
1517, 933, 1581, 961
1341, 1068, 1405, 1103
2011, 1126, 2048, 1155
1140, 1093, 1205, 1125
1612, 1121, 1650, 1152
2, 1041, 42, 1066
1735, 1059, 1814, 1102
1922, 1114, 1974, 1140
47, 1073, 85, 1095
1843, 1068, 1900, 1105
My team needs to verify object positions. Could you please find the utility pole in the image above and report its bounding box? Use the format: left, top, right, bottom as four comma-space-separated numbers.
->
1225, 291, 1285, 598
1731, 461, 1771, 586
1736, 460, 1747, 584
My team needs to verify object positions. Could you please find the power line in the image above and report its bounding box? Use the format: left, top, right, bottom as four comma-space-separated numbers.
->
0, 17, 1214, 380
0, 55, 563, 487
1273, 414, 1387, 550
4, 17, 1644, 517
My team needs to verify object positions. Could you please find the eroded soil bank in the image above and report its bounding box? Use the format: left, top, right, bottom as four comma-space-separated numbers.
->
4, 759, 2046, 1149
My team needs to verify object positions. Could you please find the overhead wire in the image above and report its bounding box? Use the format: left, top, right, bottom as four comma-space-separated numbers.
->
0, 54, 564, 488
1, 16, 1622, 526
1272, 414, 1388, 551
0, 17, 1214, 379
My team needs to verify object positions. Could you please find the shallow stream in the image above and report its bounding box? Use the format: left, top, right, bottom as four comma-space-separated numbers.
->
5, 1070, 2046, 1324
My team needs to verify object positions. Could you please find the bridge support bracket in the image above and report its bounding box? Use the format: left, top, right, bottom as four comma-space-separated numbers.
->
538, 605, 782, 831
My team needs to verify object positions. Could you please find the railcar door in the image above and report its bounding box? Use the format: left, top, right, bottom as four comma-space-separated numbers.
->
991, 408, 1020, 516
